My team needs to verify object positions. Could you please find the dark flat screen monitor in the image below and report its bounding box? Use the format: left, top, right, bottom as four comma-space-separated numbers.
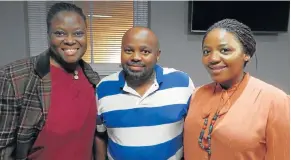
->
189, 1, 290, 33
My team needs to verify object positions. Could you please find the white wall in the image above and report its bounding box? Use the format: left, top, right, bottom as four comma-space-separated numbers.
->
150, 1, 290, 93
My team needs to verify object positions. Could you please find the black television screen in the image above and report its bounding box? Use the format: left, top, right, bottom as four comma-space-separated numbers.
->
189, 1, 290, 33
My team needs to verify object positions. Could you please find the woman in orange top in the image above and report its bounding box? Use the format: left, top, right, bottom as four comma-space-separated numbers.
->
183, 19, 290, 160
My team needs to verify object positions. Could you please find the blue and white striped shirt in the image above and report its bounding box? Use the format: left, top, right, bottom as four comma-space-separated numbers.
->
96, 65, 195, 160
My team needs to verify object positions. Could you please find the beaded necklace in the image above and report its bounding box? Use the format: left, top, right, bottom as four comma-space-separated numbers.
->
198, 74, 245, 156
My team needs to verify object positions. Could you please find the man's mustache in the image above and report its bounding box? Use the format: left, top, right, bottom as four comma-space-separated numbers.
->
126, 61, 145, 67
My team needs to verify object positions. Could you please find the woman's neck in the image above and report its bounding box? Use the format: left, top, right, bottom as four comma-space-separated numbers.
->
219, 72, 245, 90
50, 57, 78, 73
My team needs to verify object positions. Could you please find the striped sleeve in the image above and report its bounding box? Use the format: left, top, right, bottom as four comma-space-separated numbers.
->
96, 85, 107, 134
188, 76, 195, 92
185, 76, 195, 114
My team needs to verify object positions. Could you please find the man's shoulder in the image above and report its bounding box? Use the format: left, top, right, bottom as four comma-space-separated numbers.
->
96, 71, 122, 100
159, 67, 194, 90
161, 67, 191, 79
97, 71, 121, 86
161, 67, 193, 86
96, 71, 121, 90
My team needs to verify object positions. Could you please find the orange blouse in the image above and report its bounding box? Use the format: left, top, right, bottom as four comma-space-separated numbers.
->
184, 73, 290, 160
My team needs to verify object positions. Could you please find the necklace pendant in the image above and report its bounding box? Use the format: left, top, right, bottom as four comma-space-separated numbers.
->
73, 70, 79, 80
74, 75, 79, 80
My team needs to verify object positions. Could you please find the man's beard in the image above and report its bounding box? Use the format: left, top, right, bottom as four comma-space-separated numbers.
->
121, 61, 154, 82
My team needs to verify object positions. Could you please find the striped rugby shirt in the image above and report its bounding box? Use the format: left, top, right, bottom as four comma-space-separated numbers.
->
96, 65, 195, 160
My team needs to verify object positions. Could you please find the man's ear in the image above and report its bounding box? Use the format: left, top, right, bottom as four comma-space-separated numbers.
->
157, 50, 161, 61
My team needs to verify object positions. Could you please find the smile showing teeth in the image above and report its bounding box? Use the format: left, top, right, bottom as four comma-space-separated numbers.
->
62, 48, 78, 56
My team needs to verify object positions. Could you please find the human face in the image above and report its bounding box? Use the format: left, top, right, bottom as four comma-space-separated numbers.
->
121, 29, 160, 81
48, 11, 87, 64
202, 28, 250, 87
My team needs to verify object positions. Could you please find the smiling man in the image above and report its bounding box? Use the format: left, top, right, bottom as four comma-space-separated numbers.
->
95, 27, 195, 160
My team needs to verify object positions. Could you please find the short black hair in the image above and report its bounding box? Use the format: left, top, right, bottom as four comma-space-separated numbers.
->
203, 18, 256, 58
46, 2, 87, 33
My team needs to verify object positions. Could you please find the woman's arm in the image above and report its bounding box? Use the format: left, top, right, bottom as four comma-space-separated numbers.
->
266, 94, 290, 160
